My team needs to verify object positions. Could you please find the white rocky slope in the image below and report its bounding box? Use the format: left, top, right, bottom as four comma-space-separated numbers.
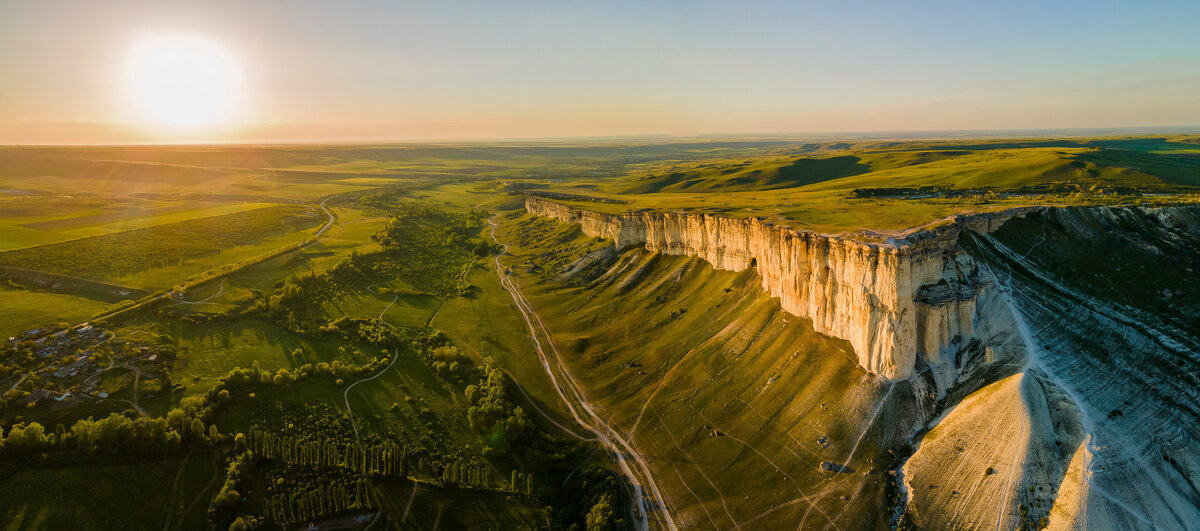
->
938, 207, 1200, 530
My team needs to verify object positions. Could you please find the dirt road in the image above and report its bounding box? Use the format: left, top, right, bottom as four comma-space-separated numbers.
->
487, 218, 677, 531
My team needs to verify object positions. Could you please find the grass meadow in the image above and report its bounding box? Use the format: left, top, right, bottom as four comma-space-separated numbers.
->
494, 212, 912, 529
0, 286, 114, 339
126, 317, 377, 391
0, 455, 219, 531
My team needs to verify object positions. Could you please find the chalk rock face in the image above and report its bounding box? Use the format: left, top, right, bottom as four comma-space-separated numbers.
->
525, 197, 1038, 387
904, 205, 1200, 530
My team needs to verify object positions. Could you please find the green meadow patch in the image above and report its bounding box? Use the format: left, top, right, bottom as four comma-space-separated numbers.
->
0, 206, 324, 283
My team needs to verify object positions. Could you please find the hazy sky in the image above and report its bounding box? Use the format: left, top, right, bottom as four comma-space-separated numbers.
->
3, 0, 1200, 143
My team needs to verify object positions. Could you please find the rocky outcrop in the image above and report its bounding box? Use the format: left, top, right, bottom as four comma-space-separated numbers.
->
526, 196, 1040, 388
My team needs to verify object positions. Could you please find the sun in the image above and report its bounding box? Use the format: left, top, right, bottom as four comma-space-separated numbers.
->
125, 35, 240, 129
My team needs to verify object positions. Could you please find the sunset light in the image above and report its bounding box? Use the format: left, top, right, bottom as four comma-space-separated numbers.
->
1, 2, 1200, 529
124, 35, 239, 129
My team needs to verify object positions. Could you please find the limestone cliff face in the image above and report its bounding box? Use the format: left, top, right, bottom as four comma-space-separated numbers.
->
526, 197, 1039, 388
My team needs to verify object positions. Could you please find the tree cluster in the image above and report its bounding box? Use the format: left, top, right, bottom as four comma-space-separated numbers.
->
247, 429, 408, 478
264, 478, 374, 526
464, 365, 534, 456
0, 395, 212, 461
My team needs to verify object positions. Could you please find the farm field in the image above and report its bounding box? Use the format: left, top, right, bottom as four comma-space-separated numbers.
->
0, 286, 114, 339
0, 206, 325, 291
373, 478, 544, 528
113, 229, 317, 291
214, 206, 387, 292
0, 201, 278, 252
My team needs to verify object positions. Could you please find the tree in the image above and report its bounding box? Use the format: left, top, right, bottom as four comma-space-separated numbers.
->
3, 422, 49, 456
191, 418, 208, 445
586, 494, 618, 531
228, 515, 263, 531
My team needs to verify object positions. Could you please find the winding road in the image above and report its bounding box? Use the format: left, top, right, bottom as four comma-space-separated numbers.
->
314, 196, 336, 238
342, 277, 403, 443
343, 348, 400, 444
487, 218, 677, 531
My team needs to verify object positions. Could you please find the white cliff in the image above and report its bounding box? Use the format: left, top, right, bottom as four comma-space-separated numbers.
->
526, 196, 1039, 389
526, 198, 1200, 529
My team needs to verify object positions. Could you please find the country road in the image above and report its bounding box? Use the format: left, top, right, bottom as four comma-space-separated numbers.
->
315, 196, 335, 238
57, 196, 341, 421
5, 373, 28, 393
343, 275, 402, 443
81, 196, 337, 328
487, 218, 677, 531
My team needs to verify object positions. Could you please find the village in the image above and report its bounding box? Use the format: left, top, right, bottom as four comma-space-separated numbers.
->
0, 322, 173, 415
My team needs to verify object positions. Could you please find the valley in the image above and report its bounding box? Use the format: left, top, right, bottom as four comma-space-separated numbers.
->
0, 137, 1197, 529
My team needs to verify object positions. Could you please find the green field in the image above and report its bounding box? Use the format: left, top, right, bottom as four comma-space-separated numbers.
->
0, 286, 115, 339
127, 317, 376, 388
513, 136, 1200, 234
0, 455, 219, 531
1, 137, 1198, 530
0, 202, 279, 252
374, 479, 544, 528
0, 206, 324, 287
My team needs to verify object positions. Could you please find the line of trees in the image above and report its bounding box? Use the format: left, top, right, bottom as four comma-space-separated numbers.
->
204, 358, 388, 402
0, 395, 212, 461
510, 469, 534, 496
209, 450, 256, 529
246, 429, 496, 491
263, 478, 375, 526
247, 429, 407, 477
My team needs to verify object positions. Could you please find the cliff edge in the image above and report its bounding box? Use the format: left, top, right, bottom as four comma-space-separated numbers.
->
525, 196, 1039, 391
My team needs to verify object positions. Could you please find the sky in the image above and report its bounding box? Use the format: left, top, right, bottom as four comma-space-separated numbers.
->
2, 0, 1200, 144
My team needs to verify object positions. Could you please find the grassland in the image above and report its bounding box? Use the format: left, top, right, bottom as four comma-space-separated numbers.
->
0, 206, 323, 290
493, 211, 928, 529
120, 317, 374, 392
0, 201, 278, 252
1, 136, 1197, 529
0, 286, 115, 339
512, 135, 1200, 234
0, 455, 218, 531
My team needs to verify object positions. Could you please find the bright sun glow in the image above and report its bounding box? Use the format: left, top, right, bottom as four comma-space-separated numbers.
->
125, 35, 239, 129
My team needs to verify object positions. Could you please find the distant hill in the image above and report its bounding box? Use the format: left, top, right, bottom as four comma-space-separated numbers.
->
620, 136, 1200, 195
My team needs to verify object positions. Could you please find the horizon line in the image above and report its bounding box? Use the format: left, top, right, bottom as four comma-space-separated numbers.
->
3, 124, 1199, 148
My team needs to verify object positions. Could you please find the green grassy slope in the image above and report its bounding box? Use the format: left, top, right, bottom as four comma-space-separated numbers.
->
495, 212, 931, 529
623, 145, 1200, 195
623, 155, 870, 193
